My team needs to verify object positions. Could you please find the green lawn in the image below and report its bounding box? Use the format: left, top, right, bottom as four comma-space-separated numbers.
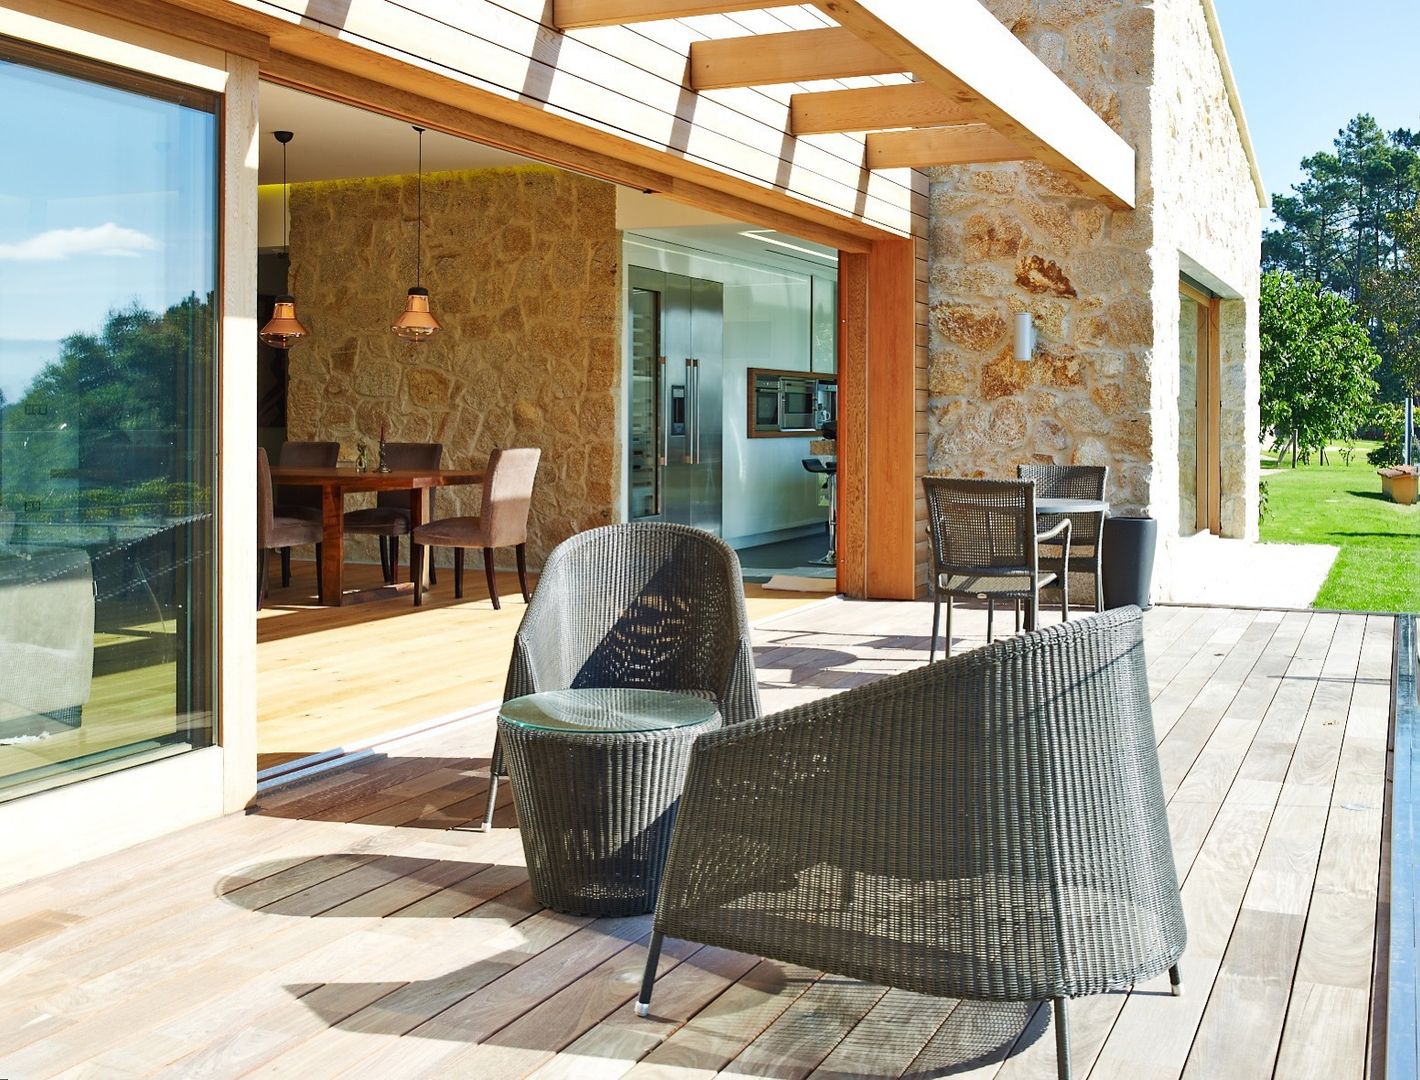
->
1260, 445, 1420, 612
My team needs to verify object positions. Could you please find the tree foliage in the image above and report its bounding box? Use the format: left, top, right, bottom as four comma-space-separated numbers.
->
1367, 207, 1420, 397
1260, 271, 1380, 466
1263, 115, 1420, 401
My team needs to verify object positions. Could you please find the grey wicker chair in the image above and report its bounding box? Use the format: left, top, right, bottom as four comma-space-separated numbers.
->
480, 521, 761, 830
636, 606, 1186, 1080
923, 476, 1070, 662
1019, 464, 1109, 613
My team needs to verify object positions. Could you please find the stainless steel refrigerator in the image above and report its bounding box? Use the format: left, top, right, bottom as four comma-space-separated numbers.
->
627, 266, 723, 534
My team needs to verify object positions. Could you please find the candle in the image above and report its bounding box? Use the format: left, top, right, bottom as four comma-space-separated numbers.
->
379, 420, 386, 443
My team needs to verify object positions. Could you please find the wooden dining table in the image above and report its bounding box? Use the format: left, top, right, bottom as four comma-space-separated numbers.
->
269, 465, 485, 606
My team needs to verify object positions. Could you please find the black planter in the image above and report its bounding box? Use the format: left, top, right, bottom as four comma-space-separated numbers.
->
1101, 515, 1157, 611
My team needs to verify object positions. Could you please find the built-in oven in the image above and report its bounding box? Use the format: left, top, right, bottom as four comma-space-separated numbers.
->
778, 377, 816, 431
753, 373, 782, 433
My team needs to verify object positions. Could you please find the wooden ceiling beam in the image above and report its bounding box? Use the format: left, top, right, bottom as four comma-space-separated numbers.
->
812, 0, 1136, 207
689, 27, 905, 90
553, 0, 799, 30
866, 124, 1029, 170
790, 82, 977, 135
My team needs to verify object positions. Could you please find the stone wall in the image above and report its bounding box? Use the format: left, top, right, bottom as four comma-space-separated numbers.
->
925, 0, 1262, 598
284, 166, 620, 568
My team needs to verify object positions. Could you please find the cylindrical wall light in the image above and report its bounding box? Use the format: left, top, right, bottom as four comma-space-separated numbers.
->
1013, 312, 1037, 362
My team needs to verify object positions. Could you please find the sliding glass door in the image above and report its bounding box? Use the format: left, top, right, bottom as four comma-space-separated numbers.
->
0, 41, 218, 799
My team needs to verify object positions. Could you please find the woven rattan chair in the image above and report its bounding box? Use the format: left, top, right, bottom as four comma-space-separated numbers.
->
636, 607, 1186, 1080
274, 440, 338, 588
480, 521, 761, 830
923, 476, 1070, 662
1019, 464, 1109, 614
344, 442, 443, 585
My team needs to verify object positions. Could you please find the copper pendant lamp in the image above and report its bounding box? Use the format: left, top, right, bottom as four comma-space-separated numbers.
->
259, 130, 308, 350
392, 125, 442, 343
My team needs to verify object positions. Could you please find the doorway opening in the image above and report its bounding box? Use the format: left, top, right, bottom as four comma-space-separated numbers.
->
1179, 277, 1221, 536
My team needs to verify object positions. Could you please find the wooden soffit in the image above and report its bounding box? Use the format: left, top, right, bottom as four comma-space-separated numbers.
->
554, 0, 1138, 210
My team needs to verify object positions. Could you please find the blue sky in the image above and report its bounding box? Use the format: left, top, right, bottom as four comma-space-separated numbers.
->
1213, 0, 1420, 205
0, 58, 215, 403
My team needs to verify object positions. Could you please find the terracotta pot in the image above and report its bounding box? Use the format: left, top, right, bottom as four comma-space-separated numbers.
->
1379, 468, 1419, 506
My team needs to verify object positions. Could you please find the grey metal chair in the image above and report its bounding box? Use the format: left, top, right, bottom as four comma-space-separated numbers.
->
410, 447, 540, 610
636, 606, 1187, 1080
480, 521, 762, 830
344, 441, 442, 585
274, 440, 337, 588
923, 476, 1070, 662
257, 447, 322, 608
1019, 463, 1109, 613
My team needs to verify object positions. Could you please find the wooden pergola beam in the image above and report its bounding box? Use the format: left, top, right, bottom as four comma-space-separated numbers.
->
866, 124, 1028, 169
553, 0, 799, 29
689, 27, 905, 90
813, 0, 1136, 208
790, 82, 977, 135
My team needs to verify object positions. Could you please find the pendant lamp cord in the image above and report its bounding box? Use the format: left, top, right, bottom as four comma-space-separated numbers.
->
415, 125, 424, 288
281, 138, 289, 251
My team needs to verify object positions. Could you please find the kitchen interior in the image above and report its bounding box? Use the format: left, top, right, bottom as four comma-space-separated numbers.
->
620, 201, 838, 587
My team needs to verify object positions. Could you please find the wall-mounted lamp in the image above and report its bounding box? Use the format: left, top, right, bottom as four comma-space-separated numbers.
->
1013, 312, 1038, 362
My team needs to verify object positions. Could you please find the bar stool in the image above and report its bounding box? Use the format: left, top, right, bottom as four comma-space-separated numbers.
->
801, 457, 837, 567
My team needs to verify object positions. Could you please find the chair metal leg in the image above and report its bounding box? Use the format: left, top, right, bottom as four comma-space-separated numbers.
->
378, 537, 390, 583
944, 596, 953, 659
987, 598, 995, 643
1053, 998, 1072, 1080
484, 547, 500, 610
929, 594, 941, 663
1169, 962, 1183, 996
280, 546, 291, 588
454, 548, 465, 600
481, 765, 499, 832
1015, 600, 1022, 633
412, 544, 425, 607
637, 931, 665, 1018
1061, 572, 1070, 622
1026, 596, 1039, 632
390, 535, 401, 584
1095, 569, 1104, 613
314, 543, 323, 605
516, 543, 531, 602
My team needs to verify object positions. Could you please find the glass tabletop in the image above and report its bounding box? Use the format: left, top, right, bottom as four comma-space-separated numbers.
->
498, 688, 720, 734
1036, 497, 1110, 514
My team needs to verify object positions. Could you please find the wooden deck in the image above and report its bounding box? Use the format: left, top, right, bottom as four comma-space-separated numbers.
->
1, 601, 1393, 1078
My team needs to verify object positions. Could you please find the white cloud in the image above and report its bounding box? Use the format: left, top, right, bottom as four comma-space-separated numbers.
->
0, 223, 160, 262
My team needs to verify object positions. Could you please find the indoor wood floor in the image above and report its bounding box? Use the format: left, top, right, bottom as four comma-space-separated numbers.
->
1, 600, 1392, 1079
256, 559, 820, 771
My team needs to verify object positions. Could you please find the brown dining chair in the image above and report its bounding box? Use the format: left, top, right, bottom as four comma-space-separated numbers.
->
258, 447, 323, 609
274, 440, 338, 588
410, 448, 541, 610
343, 442, 443, 585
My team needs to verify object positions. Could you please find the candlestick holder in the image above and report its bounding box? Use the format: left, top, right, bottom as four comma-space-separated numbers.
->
377, 438, 391, 473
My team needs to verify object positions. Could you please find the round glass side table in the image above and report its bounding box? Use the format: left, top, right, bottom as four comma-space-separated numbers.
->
497, 688, 722, 916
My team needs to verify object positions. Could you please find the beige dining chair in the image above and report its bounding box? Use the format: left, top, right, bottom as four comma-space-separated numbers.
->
410, 448, 541, 610
343, 442, 443, 585
258, 447, 323, 608
274, 440, 338, 588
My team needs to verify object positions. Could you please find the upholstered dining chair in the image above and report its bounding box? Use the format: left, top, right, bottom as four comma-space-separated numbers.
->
257, 447, 323, 608
922, 476, 1070, 662
274, 440, 338, 588
1018, 463, 1109, 613
410, 447, 541, 610
480, 520, 762, 830
343, 442, 443, 585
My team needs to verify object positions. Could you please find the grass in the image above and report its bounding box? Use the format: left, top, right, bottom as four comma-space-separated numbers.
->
1260, 442, 1420, 613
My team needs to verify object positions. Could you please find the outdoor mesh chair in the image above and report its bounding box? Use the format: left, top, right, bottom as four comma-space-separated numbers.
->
636, 606, 1186, 1080
1019, 463, 1109, 613
923, 476, 1070, 661
480, 521, 761, 830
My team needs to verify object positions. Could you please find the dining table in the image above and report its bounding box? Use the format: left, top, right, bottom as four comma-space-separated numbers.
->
269, 465, 485, 606
1035, 496, 1110, 516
